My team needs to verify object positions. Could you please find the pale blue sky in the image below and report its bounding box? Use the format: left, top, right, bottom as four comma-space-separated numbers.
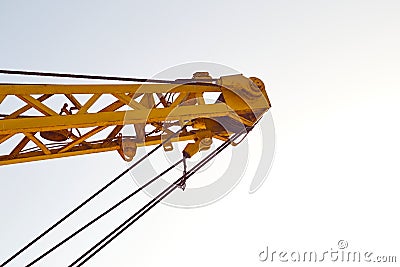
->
1, 1, 399, 266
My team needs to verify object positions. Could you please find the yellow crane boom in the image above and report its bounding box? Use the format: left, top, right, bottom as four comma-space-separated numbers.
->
0, 72, 270, 166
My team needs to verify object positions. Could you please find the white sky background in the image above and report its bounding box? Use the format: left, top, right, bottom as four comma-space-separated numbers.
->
0, 0, 399, 266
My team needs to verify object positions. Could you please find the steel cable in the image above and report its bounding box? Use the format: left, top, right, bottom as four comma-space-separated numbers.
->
0, 126, 187, 267
0, 69, 218, 85
69, 130, 246, 266
26, 159, 183, 266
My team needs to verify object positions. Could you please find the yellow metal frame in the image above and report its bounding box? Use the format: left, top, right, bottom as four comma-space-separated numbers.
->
0, 74, 271, 165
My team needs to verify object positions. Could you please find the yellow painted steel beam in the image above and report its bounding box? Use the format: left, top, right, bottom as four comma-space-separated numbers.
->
4, 94, 53, 119
10, 136, 30, 158
58, 126, 107, 153
0, 94, 6, 105
0, 131, 203, 166
0, 83, 221, 94
24, 132, 51, 155
111, 93, 147, 110
0, 142, 121, 166
65, 94, 82, 109
77, 93, 101, 114
16, 95, 59, 116
0, 134, 13, 144
0, 104, 235, 135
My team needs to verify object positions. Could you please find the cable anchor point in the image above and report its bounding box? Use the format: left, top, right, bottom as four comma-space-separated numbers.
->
178, 154, 188, 190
